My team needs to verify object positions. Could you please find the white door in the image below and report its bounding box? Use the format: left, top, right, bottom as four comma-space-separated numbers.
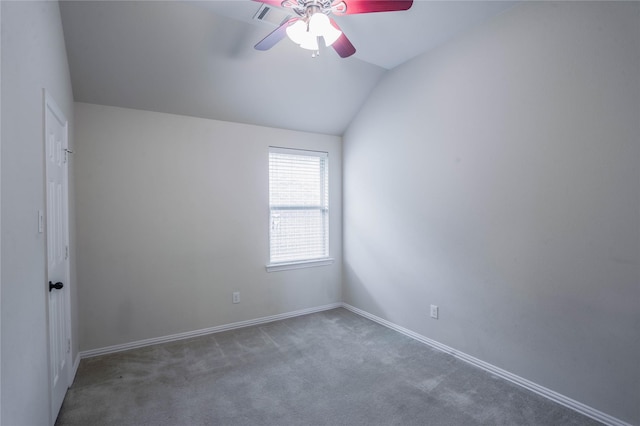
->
45, 92, 71, 423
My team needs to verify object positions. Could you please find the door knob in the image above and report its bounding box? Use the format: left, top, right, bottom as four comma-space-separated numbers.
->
49, 281, 64, 292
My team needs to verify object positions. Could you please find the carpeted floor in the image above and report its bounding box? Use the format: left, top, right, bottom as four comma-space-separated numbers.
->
56, 308, 602, 426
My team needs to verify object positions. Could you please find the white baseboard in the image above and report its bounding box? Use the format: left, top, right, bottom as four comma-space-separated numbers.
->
77, 301, 630, 426
341, 303, 631, 426
70, 353, 80, 385
80, 302, 342, 359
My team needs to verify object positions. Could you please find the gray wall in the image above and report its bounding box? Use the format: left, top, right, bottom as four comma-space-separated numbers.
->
0, 2, 3, 418
343, 2, 639, 424
74, 103, 342, 352
1, 1, 77, 425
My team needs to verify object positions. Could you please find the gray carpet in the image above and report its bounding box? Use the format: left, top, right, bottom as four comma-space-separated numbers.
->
56, 308, 601, 426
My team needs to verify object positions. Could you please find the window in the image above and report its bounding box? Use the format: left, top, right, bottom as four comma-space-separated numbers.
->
267, 147, 332, 271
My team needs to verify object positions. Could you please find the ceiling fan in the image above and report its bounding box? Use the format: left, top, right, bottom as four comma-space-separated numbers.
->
252, 0, 413, 58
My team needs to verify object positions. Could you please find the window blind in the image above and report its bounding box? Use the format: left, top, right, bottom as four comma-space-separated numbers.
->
269, 148, 329, 264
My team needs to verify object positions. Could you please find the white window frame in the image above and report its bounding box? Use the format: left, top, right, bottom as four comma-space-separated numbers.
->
266, 147, 333, 272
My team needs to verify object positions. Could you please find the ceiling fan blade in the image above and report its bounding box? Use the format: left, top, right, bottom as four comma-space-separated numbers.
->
251, 0, 286, 8
329, 18, 356, 58
255, 18, 297, 51
332, 0, 413, 15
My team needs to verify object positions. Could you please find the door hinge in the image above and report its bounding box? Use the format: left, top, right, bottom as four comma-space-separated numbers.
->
65, 246, 69, 260
67, 339, 71, 354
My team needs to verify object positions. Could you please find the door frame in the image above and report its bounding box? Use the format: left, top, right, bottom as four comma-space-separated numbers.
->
43, 90, 72, 425
0, 4, 2, 425
0, 3, 3, 421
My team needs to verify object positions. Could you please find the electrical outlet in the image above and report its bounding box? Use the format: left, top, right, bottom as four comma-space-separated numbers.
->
430, 304, 439, 319
232, 292, 240, 304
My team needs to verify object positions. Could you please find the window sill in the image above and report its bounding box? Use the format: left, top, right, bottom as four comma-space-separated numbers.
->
266, 258, 334, 272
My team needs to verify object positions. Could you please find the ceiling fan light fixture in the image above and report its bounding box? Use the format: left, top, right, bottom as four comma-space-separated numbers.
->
331, 1, 347, 14
308, 12, 330, 36
299, 34, 320, 51
286, 18, 319, 50
322, 23, 342, 46
285, 19, 308, 45
254, 0, 413, 59
307, 12, 342, 47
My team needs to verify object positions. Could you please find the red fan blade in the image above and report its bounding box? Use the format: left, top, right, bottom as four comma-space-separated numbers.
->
332, 0, 413, 15
251, 0, 286, 8
329, 18, 356, 58
255, 18, 297, 51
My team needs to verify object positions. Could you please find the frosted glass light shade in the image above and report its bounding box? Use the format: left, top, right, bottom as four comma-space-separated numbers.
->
286, 20, 308, 45
286, 18, 318, 51
286, 14, 341, 51
322, 24, 342, 46
308, 12, 342, 47
299, 35, 319, 51
308, 13, 330, 36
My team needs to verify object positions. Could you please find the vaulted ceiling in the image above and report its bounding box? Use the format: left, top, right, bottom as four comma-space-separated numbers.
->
59, 0, 515, 135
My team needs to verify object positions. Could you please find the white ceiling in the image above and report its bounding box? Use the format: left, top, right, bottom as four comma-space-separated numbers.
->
59, 0, 516, 135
